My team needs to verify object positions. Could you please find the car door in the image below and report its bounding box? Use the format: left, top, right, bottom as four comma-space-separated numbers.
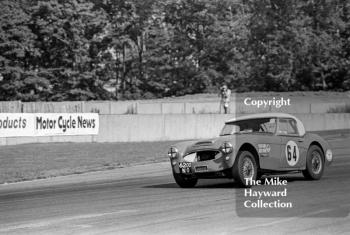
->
254, 118, 282, 170
257, 134, 283, 170
277, 118, 307, 170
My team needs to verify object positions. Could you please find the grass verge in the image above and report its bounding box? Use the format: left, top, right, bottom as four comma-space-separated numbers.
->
0, 141, 178, 184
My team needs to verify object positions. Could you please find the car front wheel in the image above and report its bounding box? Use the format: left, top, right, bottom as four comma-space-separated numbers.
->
302, 145, 325, 180
173, 172, 198, 188
232, 151, 258, 188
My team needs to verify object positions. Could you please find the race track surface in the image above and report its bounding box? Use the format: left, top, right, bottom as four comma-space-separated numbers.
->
0, 135, 349, 235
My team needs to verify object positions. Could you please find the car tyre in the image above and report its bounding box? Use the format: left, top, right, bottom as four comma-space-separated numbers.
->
173, 172, 198, 188
302, 145, 325, 180
232, 151, 258, 188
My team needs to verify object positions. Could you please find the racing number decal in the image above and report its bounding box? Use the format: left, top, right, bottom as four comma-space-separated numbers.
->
285, 140, 299, 166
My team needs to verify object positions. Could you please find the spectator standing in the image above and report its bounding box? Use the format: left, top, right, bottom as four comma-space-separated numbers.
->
219, 84, 231, 114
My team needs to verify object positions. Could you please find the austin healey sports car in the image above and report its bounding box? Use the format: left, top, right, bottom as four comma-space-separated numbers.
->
167, 113, 333, 188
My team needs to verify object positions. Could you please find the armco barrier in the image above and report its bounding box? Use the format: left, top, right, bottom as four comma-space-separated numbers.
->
0, 113, 349, 145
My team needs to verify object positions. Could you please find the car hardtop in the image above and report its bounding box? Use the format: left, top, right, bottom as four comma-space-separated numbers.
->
225, 113, 297, 123
224, 113, 306, 137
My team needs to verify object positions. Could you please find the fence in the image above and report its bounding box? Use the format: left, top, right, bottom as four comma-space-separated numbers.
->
1, 101, 349, 114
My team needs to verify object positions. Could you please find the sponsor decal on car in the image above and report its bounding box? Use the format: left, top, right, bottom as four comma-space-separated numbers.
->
258, 144, 271, 156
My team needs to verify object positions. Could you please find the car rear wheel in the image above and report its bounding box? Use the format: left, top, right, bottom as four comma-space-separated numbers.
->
173, 172, 198, 188
232, 151, 258, 188
302, 145, 325, 180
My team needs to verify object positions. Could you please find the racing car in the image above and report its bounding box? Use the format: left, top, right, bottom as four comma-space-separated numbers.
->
167, 113, 333, 188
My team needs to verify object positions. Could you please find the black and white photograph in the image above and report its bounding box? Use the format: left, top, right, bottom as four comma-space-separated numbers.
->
0, 0, 350, 234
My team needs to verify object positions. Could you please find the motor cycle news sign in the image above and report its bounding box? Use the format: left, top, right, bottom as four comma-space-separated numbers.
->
0, 113, 99, 137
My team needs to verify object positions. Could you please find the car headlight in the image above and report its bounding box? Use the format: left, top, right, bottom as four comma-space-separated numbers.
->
220, 142, 233, 154
326, 149, 332, 162
168, 147, 178, 158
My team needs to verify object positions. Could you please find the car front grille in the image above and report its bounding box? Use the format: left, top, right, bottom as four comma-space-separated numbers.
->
196, 150, 220, 162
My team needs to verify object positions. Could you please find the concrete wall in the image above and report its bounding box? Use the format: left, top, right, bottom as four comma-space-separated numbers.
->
22, 101, 84, 113
0, 101, 22, 113
1, 113, 349, 145
1, 101, 349, 114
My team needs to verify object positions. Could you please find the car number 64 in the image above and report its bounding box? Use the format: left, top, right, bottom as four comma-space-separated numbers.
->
285, 140, 300, 166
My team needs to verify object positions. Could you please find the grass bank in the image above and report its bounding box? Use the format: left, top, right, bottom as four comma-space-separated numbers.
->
0, 141, 177, 184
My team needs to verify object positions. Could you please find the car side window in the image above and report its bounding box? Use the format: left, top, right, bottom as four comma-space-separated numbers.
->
258, 118, 276, 133
220, 118, 277, 136
278, 118, 299, 136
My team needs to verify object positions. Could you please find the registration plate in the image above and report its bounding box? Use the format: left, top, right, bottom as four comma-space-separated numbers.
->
195, 166, 208, 172
179, 162, 191, 168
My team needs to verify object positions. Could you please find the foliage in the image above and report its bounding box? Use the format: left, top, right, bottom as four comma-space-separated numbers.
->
0, 0, 350, 101
0, 0, 42, 101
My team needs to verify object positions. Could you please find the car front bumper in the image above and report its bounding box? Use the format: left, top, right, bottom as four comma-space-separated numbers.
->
170, 152, 234, 178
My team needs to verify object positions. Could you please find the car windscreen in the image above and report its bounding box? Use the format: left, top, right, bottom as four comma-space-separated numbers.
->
277, 118, 299, 135
220, 118, 277, 136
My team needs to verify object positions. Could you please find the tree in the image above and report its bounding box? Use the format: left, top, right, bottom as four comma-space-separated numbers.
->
1, 0, 350, 102
0, 0, 45, 101
30, 0, 110, 101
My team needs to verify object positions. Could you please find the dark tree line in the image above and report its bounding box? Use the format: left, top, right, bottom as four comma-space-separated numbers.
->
1, 0, 350, 101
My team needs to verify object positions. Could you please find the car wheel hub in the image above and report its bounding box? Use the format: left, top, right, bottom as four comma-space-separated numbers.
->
311, 151, 322, 174
242, 157, 254, 179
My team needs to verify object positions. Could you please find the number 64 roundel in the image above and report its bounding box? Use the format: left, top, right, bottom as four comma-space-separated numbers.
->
285, 140, 300, 166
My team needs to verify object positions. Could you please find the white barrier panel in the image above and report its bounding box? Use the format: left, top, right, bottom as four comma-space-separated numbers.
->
0, 113, 33, 137
0, 113, 99, 137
